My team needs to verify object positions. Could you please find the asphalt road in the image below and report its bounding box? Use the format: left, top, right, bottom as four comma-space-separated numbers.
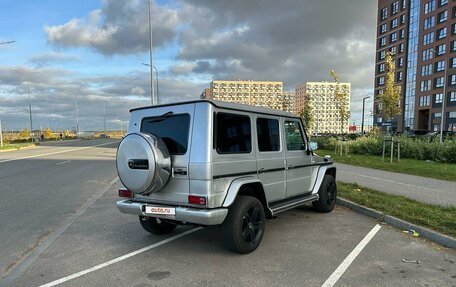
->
0, 139, 119, 282
0, 140, 455, 287
335, 162, 456, 206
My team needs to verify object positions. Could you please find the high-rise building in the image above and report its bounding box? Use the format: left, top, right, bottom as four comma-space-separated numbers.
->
201, 80, 295, 113
374, 0, 456, 132
295, 82, 351, 134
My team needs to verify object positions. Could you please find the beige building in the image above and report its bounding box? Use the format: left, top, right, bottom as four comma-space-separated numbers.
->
202, 80, 295, 113
295, 82, 351, 134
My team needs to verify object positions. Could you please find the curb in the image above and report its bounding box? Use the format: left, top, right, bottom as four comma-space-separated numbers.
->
337, 197, 456, 249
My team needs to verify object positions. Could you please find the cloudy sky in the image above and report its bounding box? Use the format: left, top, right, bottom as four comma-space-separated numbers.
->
0, 0, 377, 132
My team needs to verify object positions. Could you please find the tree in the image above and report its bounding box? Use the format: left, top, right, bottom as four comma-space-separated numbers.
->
378, 52, 401, 120
329, 70, 350, 134
43, 128, 53, 138
299, 93, 313, 132
19, 128, 30, 139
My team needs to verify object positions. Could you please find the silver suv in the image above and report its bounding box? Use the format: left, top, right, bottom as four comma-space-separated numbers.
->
116, 100, 337, 253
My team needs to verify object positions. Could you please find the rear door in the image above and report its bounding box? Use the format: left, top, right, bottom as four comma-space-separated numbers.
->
138, 104, 195, 204
255, 115, 286, 202
283, 119, 313, 198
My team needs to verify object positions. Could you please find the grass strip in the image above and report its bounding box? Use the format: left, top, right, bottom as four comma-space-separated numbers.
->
0, 143, 37, 150
318, 149, 456, 182
338, 182, 456, 238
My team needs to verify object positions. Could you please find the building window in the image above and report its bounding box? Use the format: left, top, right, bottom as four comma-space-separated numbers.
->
452, 40, 456, 52
435, 60, 445, 71
402, 0, 407, 9
397, 71, 403, 81
391, 18, 398, 28
419, 95, 431, 106
380, 23, 387, 33
423, 32, 434, 45
378, 76, 385, 85
398, 57, 403, 67
434, 112, 442, 118
435, 93, 443, 103
450, 75, 456, 86
437, 27, 447, 39
424, 0, 436, 14
379, 63, 385, 73
424, 16, 435, 30
380, 50, 386, 60
391, 32, 397, 42
421, 80, 432, 91
438, 11, 448, 23
452, 23, 456, 35
435, 77, 444, 88
390, 46, 397, 55
392, 1, 399, 14
452, 58, 456, 68
400, 14, 406, 24
450, 112, 456, 118
439, 0, 448, 7
449, 91, 456, 102
437, 43, 446, 55
422, 49, 434, 61
399, 43, 404, 53
421, 64, 433, 76
380, 37, 386, 47
381, 7, 388, 20
399, 29, 405, 39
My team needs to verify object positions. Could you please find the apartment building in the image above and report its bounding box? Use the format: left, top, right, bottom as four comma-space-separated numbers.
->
295, 82, 351, 134
374, 0, 456, 132
201, 80, 295, 113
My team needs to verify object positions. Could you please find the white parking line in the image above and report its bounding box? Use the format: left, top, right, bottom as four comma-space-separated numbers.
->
321, 224, 382, 287
0, 142, 117, 164
37, 227, 203, 287
55, 160, 71, 166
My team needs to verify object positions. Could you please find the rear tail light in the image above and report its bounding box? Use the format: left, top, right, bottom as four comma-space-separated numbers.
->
119, 188, 133, 198
188, 195, 206, 205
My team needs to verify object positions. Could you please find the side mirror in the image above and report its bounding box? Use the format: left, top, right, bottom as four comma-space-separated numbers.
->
309, 141, 318, 152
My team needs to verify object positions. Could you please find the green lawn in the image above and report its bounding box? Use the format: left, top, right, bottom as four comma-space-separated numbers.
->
338, 182, 456, 238
0, 143, 37, 150
318, 149, 456, 182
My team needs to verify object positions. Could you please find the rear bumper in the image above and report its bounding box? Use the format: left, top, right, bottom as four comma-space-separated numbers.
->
116, 200, 228, 225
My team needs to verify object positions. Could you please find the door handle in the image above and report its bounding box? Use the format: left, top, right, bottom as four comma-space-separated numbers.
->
258, 168, 265, 174
288, 165, 294, 170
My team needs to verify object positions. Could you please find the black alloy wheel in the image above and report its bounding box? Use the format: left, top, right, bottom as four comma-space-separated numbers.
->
222, 195, 266, 254
312, 174, 337, 213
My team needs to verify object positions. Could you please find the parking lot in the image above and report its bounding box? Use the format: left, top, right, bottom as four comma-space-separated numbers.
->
1, 141, 455, 287
4, 185, 455, 287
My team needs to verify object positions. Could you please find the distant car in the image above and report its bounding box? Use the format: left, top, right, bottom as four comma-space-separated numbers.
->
99, 133, 110, 139
115, 100, 337, 254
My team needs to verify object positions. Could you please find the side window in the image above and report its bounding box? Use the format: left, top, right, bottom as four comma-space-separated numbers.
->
285, 121, 305, 151
216, 113, 252, 154
256, 118, 280, 152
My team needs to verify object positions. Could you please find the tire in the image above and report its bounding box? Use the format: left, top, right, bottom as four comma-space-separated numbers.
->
222, 196, 266, 254
312, 174, 337, 213
139, 216, 177, 235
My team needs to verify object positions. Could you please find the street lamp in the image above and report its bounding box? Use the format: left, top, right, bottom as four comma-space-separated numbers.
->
142, 63, 159, 104
27, 71, 40, 142
429, 48, 447, 144
75, 96, 79, 139
361, 96, 370, 134
147, 0, 155, 105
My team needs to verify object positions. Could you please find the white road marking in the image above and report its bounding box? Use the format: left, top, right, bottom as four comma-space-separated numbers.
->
37, 227, 203, 287
0, 142, 117, 164
55, 160, 71, 166
321, 224, 382, 287
339, 170, 439, 192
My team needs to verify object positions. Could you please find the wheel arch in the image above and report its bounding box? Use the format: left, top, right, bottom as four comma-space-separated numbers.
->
222, 177, 271, 218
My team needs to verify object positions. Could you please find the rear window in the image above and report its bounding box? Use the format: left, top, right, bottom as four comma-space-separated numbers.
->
141, 114, 190, 155
215, 113, 252, 154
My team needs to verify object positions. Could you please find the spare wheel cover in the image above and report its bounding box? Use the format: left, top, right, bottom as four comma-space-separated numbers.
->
116, 132, 171, 194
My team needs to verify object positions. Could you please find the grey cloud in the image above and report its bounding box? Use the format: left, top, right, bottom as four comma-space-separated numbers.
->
45, 1, 178, 55
29, 52, 81, 67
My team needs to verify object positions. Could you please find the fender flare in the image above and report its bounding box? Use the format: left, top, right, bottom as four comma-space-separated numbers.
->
222, 176, 264, 208
311, 165, 336, 195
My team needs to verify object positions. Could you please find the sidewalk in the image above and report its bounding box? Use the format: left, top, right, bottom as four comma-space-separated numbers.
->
334, 162, 456, 206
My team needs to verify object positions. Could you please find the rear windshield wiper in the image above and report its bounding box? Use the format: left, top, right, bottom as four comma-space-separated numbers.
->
146, 111, 174, 123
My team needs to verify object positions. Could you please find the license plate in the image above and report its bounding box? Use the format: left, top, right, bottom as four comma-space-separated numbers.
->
145, 206, 175, 215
